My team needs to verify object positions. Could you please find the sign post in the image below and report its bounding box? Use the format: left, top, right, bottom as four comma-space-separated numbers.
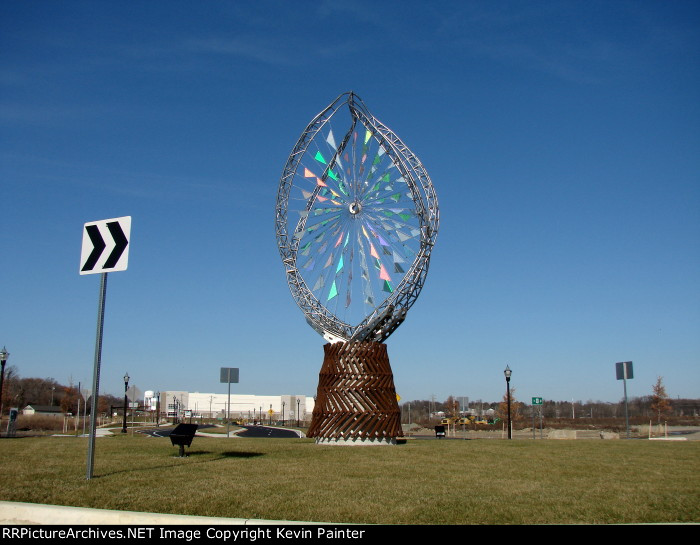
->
531, 397, 543, 439
220, 367, 240, 437
616, 361, 634, 439
81, 216, 131, 480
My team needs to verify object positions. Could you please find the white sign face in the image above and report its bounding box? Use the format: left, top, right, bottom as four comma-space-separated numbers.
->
80, 216, 131, 274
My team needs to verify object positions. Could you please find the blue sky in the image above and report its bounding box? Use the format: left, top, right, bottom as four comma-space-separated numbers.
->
1, 1, 698, 405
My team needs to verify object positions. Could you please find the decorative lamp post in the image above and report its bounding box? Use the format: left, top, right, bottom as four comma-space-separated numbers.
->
282, 400, 286, 426
0, 346, 9, 416
504, 365, 512, 439
122, 372, 129, 433
297, 398, 301, 427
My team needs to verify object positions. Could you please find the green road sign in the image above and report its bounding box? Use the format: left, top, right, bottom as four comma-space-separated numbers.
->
532, 397, 543, 405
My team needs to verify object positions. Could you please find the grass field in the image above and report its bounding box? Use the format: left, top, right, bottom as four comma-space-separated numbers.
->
0, 433, 698, 525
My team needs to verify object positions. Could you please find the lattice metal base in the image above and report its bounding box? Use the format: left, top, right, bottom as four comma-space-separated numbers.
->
307, 341, 403, 444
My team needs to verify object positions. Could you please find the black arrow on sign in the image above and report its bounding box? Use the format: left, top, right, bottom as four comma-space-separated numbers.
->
81, 221, 129, 272
103, 221, 129, 269
81, 225, 106, 272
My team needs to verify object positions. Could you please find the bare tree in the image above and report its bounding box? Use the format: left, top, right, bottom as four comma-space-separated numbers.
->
497, 388, 524, 425
444, 396, 460, 420
650, 377, 672, 424
60, 385, 84, 415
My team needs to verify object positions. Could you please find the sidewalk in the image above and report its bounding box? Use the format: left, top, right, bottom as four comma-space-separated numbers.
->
0, 501, 309, 526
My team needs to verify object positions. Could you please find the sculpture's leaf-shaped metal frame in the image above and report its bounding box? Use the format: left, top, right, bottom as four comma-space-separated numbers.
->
275, 92, 439, 343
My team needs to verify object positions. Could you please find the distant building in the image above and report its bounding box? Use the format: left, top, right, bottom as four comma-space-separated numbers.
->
154, 391, 314, 423
22, 405, 64, 417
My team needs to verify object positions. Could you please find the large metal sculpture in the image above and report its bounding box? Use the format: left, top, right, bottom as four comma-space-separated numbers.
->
275, 92, 439, 444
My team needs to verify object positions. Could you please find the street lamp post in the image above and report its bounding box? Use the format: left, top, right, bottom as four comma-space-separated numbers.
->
504, 365, 512, 440
155, 391, 160, 427
297, 398, 301, 427
0, 347, 9, 417
282, 401, 286, 426
122, 372, 129, 433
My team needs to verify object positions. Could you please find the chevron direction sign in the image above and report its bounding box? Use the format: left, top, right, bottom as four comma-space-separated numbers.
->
80, 216, 131, 274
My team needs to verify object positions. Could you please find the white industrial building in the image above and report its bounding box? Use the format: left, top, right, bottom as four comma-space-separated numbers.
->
149, 391, 314, 424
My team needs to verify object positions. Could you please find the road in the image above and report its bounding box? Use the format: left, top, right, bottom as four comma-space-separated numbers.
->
137, 424, 215, 438
138, 424, 302, 439
236, 425, 301, 438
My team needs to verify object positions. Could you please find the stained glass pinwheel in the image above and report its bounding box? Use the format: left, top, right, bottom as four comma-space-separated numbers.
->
275, 92, 439, 343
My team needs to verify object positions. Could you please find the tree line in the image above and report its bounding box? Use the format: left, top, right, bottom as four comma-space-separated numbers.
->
400, 378, 698, 426
0, 365, 123, 416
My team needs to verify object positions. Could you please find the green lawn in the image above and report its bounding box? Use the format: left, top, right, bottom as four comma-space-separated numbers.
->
0, 434, 697, 524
